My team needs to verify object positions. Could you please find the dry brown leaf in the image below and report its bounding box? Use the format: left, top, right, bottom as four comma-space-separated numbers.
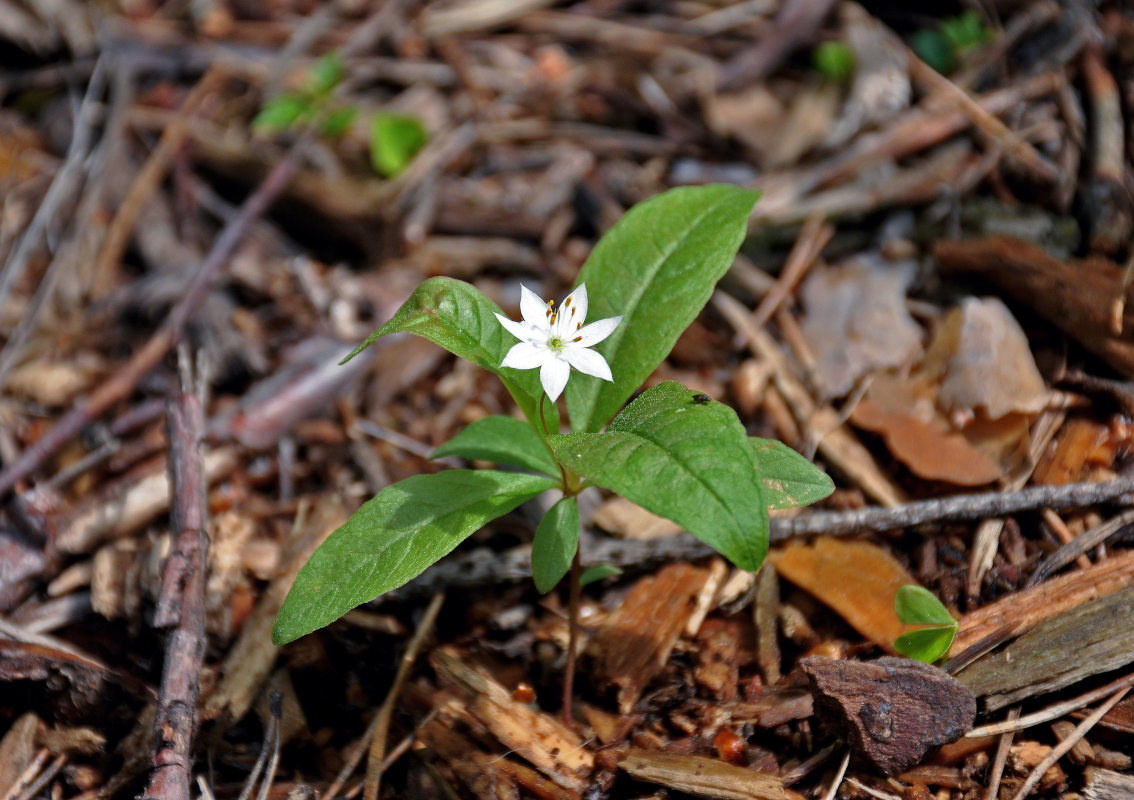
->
5, 357, 102, 406
704, 85, 786, 163
591, 496, 682, 540
852, 397, 1001, 486
766, 81, 841, 168
924, 297, 1048, 419
1033, 418, 1120, 485
769, 537, 918, 649
800, 255, 922, 399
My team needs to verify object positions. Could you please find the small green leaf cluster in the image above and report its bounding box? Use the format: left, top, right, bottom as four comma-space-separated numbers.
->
893, 584, 958, 664
253, 52, 427, 176
812, 41, 856, 83
272, 185, 835, 645
912, 10, 994, 74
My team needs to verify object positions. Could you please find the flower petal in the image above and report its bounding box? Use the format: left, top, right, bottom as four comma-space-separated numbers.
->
562, 283, 589, 324
501, 341, 546, 370
540, 356, 571, 401
495, 313, 539, 343
519, 284, 551, 331
563, 346, 613, 381
575, 315, 622, 347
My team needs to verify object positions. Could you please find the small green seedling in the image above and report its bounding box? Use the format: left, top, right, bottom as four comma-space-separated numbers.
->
272, 184, 835, 647
912, 10, 994, 74
254, 51, 425, 176
812, 41, 856, 83
893, 584, 958, 664
370, 112, 428, 177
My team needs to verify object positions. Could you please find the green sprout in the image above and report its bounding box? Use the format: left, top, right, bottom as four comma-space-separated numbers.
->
812, 41, 856, 83
893, 584, 959, 664
913, 10, 994, 74
254, 51, 427, 177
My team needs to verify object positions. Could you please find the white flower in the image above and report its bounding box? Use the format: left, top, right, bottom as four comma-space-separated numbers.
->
495, 284, 622, 401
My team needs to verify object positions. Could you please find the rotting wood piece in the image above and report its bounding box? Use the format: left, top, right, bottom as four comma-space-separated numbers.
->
589, 562, 710, 715
934, 236, 1134, 376
416, 719, 523, 800
951, 549, 1134, 657
417, 717, 583, 800
1083, 766, 1134, 799
617, 749, 801, 800
956, 583, 1134, 711
431, 649, 593, 792
801, 656, 976, 775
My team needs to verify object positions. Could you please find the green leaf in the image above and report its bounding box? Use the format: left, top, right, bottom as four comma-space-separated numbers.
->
532, 497, 579, 593
895, 585, 957, 626
912, 28, 956, 73
565, 185, 760, 432
812, 41, 856, 82
432, 415, 559, 477
750, 438, 834, 509
254, 93, 311, 132
580, 564, 622, 586
941, 10, 992, 52
370, 112, 427, 177
307, 52, 344, 97
894, 626, 956, 664
552, 382, 769, 571
273, 470, 556, 644
319, 106, 357, 138
341, 277, 557, 433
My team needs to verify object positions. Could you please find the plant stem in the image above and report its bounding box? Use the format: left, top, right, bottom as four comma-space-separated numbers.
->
562, 548, 583, 728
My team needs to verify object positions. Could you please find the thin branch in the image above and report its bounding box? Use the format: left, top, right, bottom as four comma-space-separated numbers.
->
377, 475, 1134, 604
142, 375, 209, 800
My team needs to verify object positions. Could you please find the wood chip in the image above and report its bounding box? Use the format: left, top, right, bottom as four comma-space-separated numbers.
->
952, 550, 1134, 656
617, 749, 800, 800
801, 656, 976, 775
590, 563, 710, 714
1084, 766, 1134, 799
956, 583, 1134, 710
431, 649, 593, 791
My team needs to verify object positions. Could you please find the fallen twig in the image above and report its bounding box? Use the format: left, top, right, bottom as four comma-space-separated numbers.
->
1008, 684, 1131, 800
379, 475, 1134, 604
142, 372, 209, 800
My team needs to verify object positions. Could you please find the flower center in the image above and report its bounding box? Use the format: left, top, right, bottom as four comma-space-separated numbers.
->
548, 336, 565, 351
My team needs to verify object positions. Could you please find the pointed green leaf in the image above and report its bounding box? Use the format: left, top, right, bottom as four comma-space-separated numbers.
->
532, 496, 579, 593
273, 469, 556, 644
565, 185, 760, 432
895, 585, 957, 626
433, 415, 559, 477
750, 438, 834, 509
319, 105, 357, 138
254, 93, 311, 132
370, 112, 427, 177
552, 382, 769, 571
341, 277, 557, 433
894, 625, 957, 664
307, 52, 344, 97
580, 564, 622, 586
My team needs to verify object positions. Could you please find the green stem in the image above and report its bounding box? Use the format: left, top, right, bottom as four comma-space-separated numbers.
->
562, 547, 582, 728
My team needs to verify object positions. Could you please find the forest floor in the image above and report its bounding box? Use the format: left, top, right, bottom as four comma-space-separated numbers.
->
1, 2, 1134, 799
